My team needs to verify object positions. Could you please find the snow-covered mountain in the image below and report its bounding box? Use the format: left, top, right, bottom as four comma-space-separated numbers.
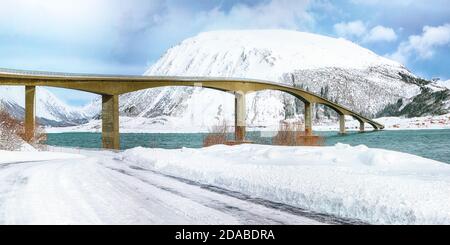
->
119, 30, 426, 129
436, 80, 450, 90
3, 30, 445, 130
0, 86, 95, 126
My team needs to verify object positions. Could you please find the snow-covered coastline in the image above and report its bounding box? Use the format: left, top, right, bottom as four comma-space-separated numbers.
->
121, 143, 450, 225
45, 114, 450, 134
1, 143, 450, 224
316, 114, 450, 131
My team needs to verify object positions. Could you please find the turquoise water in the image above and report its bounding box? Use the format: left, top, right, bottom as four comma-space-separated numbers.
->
46, 129, 450, 164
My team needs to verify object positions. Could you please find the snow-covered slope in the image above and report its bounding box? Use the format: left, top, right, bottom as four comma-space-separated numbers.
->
436, 80, 450, 90
120, 30, 422, 129
0, 86, 95, 126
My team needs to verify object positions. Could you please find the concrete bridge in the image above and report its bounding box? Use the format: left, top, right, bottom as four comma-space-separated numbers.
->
0, 68, 384, 150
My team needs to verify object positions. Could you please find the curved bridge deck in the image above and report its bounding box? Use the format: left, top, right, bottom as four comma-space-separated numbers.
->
0, 68, 384, 149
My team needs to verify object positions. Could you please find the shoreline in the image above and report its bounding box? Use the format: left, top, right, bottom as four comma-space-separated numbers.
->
44, 114, 450, 134
45, 125, 450, 134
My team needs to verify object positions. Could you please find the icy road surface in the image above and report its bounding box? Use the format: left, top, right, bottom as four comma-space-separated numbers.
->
0, 149, 343, 225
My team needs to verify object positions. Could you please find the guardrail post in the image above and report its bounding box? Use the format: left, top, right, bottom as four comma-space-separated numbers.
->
102, 95, 120, 150
24, 86, 36, 142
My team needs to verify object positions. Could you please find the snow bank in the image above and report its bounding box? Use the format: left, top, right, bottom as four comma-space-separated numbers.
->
0, 150, 84, 164
20, 143, 38, 152
121, 144, 450, 224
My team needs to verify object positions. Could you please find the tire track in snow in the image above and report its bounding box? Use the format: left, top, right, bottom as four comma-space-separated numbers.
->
106, 166, 290, 225
113, 163, 367, 225
0, 149, 352, 225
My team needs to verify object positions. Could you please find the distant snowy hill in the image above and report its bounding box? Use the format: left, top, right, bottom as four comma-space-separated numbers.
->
119, 30, 426, 129
0, 86, 95, 126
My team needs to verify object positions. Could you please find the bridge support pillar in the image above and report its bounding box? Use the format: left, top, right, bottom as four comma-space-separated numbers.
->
339, 114, 346, 134
359, 121, 365, 132
102, 95, 120, 150
24, 86, 36, 142
235, 92, 246, 142
304, 102, 313, 136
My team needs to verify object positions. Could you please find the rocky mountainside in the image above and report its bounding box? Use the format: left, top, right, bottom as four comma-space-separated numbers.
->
119, 30, 437, 129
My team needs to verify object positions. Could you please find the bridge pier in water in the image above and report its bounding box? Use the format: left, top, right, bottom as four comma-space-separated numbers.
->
339, 114, 346, 134
304, 102, 313, 136
235, 92, 246, 142
102, 95, 120, 150
359, 121, 365, 132
24, 86, 36, 141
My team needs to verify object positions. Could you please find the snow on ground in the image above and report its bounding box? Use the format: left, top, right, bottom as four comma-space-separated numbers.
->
2, 143, 450, 225
372, 114, 450, 130
46, 114, 450, 134
0, 150, 82, 164
0, 148, 324, 225
122, 144, 450, 225
315, 114, 450, 131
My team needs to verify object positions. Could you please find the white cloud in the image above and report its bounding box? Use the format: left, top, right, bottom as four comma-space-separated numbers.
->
196, 0, 314, 30
0, 0, 118, 45
333, 20, 367, 38
334, 21, 397, 43
389, 23, 450, 64
351, 0, 416, 6
364, 25, 397, 43
113, 0, 314, 64
0, 0, 315, 72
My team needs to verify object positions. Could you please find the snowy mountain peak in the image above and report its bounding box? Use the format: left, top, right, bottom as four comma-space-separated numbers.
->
118, 29, 422, 130
147, 29, 407, 80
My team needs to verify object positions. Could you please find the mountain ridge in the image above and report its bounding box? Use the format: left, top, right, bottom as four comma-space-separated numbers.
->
119, 30, 429, 129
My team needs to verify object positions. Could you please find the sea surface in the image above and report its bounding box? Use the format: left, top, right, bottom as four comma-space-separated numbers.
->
46, 129, 450, 164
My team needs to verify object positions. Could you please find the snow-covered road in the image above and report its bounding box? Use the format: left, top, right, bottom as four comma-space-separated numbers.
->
0, 149, 331, 225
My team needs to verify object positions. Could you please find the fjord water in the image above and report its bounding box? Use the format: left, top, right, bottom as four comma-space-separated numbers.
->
46, 129, 450, 164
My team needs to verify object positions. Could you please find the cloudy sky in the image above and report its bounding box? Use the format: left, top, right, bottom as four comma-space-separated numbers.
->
0, 0, 449, 106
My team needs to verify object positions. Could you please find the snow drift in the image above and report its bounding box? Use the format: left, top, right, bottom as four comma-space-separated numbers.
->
121, 144, 450, 225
